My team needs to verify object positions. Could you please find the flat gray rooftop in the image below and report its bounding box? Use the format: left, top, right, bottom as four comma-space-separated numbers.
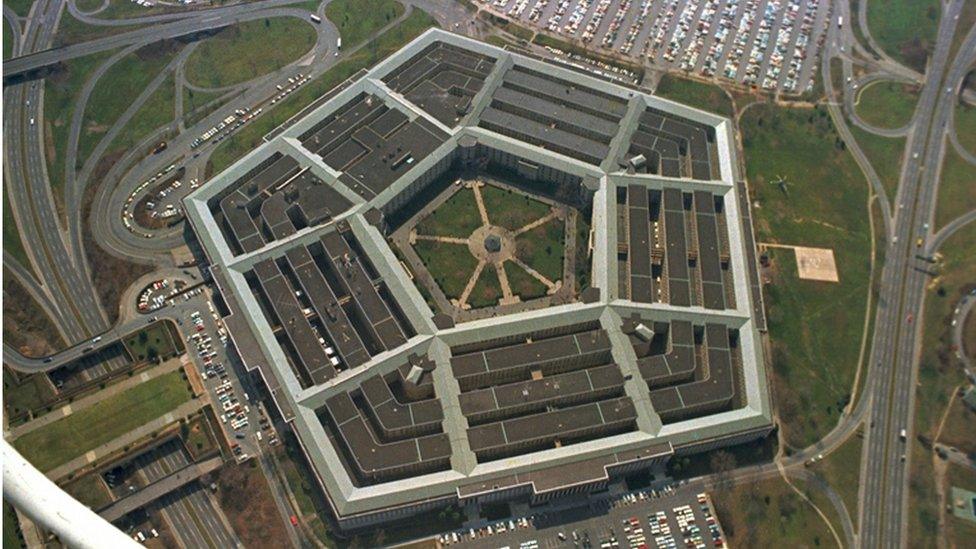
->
477, 65, 627, 166
243, 224, 412, 387
210, 153, 353, 255
623, 316, 741, 423
300, 93, 449, 198
618, 184, 734, 309
383, 41, 497, 127
319, 356, 451, 485
181, 29, 770, 523
623, 107, 718, 180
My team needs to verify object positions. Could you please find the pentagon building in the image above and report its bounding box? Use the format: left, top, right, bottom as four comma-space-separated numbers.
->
184, 29, 772, 529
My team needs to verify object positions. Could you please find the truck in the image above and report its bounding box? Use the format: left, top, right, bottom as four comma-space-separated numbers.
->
336, 37, 341, 50
837, 16, 843, 27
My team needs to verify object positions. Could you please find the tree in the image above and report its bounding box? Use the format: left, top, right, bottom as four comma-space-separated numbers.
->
710, 450, 737, 489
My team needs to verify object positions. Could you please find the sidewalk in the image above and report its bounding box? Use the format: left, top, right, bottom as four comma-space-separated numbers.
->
47, 399, 205, 481
6, 358, 185, 439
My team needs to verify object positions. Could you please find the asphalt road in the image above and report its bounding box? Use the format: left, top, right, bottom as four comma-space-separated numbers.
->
857, 1, 975, 546
3, 0, 309, 78
3, 0, 112, 342
135, 439, 240, 548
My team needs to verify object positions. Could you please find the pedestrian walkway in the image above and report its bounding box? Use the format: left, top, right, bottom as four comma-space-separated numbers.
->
100, 456, 223, 521
47, 399, 205, 481
6, 358, 185, 439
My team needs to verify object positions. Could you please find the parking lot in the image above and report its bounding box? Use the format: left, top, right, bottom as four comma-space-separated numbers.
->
479, 0, 831, 93
177, 288, 275, 464
439, 483, 727, 549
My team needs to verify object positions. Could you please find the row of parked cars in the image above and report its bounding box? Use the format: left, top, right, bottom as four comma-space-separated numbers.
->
484, 0, 825, 93
439, 517, 533, 545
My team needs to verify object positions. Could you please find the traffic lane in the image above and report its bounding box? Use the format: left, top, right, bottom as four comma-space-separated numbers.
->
3, 85, 87, 341
6, 0, 113, 350
861, 2, 968, 543
5, 8, 100, 338
156, 438, 239, 549
136, 446, 212, 549
12, 53, 110, 340
4, 1, 317, 76
154, 444, 229, 549
158, 487, 211, 549
885, 8, 976, 543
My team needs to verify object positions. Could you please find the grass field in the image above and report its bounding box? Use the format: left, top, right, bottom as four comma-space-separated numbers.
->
62, 473, 114, 510
906, 222, 976, 548
712, 477, 836, 548
75, 0, 104, 10
481, 185, 551, 231
182, 87, 228, 126
207, 8, 438, 176
124, 321, 181, 363
4, 20, 13, 60
504, 261, 548, 300
937, 397, 976, 456
812, 433, 863, 528
655, 74, 735, 118
933, 145, 976, 230
575, 212, 592, 291
13, 370, 193, 471
185, 18, 317, 89
44, 49, 118, 213
3, 369, 57, 421
468, 264, 503, 308
485, 34, 514, 48
741, 104, 874, 449
54, 10, 139, 47
183, 414, 219, 460
3, 191, 29, 268
416, 188, 482, 237
325, 0, 404, 48
515, 218, 565, 283
6, 0, 33, 16
413, 240, 478, 300
106, 73, 176, 159
854, 81, 918, 129
954, 102, 976, 156
848, 124, 905, 203
866, 0, 940, 73
79, 42, 179, 170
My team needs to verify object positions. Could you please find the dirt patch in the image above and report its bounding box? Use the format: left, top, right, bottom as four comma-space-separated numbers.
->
215, 461, 289, 548
794, 246, 839, 282
2, 270, 66, 357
